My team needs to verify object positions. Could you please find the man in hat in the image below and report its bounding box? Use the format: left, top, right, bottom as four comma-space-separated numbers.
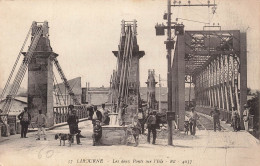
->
137, 108, 145, 134
243, 104, 250, 131
231, 107, 240, 132
67, 105, 75, 135
89, 105, 102, 126
102, 112, 110, 126
212, 107, 221, 132
131, 115, 142, 147
18, 107, 31, 138
35, 110, 47, 140
67, 105, 84, 145
99, 103, 108, 122
189, 107, 199, 135
146, 110, 157, 144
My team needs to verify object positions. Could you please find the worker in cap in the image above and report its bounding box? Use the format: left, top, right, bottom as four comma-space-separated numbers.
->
102, 112, 110, 126
67, 108, 84, 145
131, 115, 142, 147
212, 107, 221, 132
231, 107, 240, 132
189, 107, 199, 135
137, 107, 145, 134
146, 109, 157, 144
243, 103, 250, 131
90, 105, 102, 126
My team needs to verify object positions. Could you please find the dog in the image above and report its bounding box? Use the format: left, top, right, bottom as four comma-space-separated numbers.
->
184, 121, 189, 135
55, 133, 74, 146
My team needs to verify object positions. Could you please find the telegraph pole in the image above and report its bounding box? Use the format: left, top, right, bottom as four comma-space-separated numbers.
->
158, 74, 161, 113
166, 0, 173, 146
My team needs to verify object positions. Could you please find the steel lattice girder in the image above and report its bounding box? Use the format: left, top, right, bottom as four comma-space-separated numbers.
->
171, 31, 246, 129
184, 30, 240, 76
182, 30, 247, 124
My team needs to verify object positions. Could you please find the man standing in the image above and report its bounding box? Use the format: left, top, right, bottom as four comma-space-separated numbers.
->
189, 107, 199, 135
35, 110, 46, 140
231, 107, 240, 132
146, 111, 157, 144
131, 116, 142, 147
90, 105, 102, 126
67, 106, 82, 145
137, 108, 145, 134
18, 107, 31, 138
212, 107, 221, 132
243, 104, 250, 131
99, 104, 107, 121
102, 112, 110, 126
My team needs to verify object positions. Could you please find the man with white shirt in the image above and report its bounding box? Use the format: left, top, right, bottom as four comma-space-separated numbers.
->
99, 104, 108, 121
243, 104, 250, 131
90, 105, 102, 126
189, 107, 199, 135
36, 110, 46, 140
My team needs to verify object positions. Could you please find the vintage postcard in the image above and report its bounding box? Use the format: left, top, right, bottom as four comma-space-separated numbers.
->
0, 0, 259, 166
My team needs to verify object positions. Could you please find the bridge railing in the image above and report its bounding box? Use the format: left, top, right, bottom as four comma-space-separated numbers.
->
53, 103, 113, 125
53, 105, 89, 124
53, 106, 69, 124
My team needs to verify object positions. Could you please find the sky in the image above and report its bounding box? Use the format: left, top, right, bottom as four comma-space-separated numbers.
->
0, 0, 259, 90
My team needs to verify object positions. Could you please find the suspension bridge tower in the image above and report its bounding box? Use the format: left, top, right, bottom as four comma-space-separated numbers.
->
24, 22, 58, 127
112, 20, 145, 125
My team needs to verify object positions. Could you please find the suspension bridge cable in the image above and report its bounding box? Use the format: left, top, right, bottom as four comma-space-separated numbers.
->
53, 73, 66, 105
6, 26, 43, 113
0, 25, 32, 101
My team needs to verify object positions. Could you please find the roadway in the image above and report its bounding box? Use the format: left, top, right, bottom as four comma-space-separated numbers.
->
0, 115, 259, 166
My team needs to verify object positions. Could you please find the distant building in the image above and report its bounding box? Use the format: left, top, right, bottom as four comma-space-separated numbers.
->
139, 87, 195, 112
54, 77, 82, 106
0, 97, 27, 116
86, 86, 110, 105
54, 78, 110, 106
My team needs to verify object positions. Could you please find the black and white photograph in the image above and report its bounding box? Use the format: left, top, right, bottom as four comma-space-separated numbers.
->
0, 0, 259, 166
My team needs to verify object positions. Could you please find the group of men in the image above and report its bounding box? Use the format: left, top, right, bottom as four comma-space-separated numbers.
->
67, 104, 110, 145
88, 104, 110, 146
131, 108, 159, 145
16, 103, 111, 145
16, 103, 251, 146
231, 104, 250, 132
188, 104, 250, 135
18, 107, 47, 140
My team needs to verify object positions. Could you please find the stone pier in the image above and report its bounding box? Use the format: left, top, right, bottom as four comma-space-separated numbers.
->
26, 22, 58, 127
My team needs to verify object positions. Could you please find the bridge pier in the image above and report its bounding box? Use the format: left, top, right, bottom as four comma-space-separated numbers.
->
26, 22, 58, 128
112, 20, 145, 125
